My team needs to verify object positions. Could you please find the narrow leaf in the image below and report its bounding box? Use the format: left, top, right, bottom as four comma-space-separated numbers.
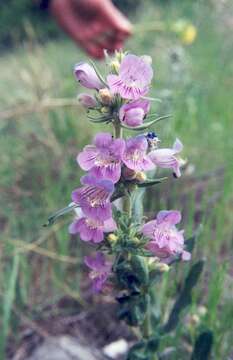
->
45, 203, 77, 226
2, 254, 19, 341
162, 260, 205, 333
137, 177, 168, 187
120, 114, 171, 131
89, 60, 108, 87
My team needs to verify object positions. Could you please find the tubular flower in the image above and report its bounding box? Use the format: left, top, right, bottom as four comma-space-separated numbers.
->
84, 252, 112, 293
77, 133, 125, 184
71, 175, 114, 221
122, 135, 155, 172
69, 214, 117, 243
74, 62, 104, 90
107, 54, 153, 100
77, 93, 97, 108
142, 210, 191, 261
119, 99, 150, 127
149, 138, 185, 177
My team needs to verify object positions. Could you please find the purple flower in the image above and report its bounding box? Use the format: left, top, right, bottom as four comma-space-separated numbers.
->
107, 54, 153, 100
71, 175, 114, 221
78, 93, 97, 108
119, 99, 150, 127
74, 62, 103, 90
142, 210, 191, 261
84, 252, 112, 292
122, 135, 155, 172
69, 211, 117, 243
77, 133, 125, 184
149, 139, 185, 178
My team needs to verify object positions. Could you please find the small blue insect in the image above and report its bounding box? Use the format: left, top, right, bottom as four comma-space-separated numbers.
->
146, 132, 160, 149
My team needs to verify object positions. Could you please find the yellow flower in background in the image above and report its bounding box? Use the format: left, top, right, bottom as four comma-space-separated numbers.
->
172, 19, 197, 45
182, 24, 197, 45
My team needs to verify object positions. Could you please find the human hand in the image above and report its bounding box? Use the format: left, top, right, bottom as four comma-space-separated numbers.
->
50, 0, 133, 59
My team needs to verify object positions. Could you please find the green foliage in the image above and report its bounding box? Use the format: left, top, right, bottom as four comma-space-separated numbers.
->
162, 260, 205, 333
0, 0, 60, 48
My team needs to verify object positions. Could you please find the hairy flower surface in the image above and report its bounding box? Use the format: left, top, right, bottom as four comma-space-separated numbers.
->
122, 135, 155, 172
71, 175, 114, 221
85, 252, 112, 292
77, 133, 125, 183
74, 62, 103, 90
142, 210, 191, 261
119, 99, 150, 127
69, 214, 117, 243
107, 54, 153, 100
149, 138, 184, 177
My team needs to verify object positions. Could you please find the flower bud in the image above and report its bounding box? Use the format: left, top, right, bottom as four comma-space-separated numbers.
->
155, 262, 170, 273
135, 171, 147, 183
197, 306, 207, 317
100, 106, 110, 114
77, 93, 97, 108
99, 88, 113, 105
132, 237, 141, 245
110, 60, 120, 74
74, 62, 103, 89
107, 233, 118, 243
122, 167, 137, 180
119, 99, 150, 127
190, 314, 200, 326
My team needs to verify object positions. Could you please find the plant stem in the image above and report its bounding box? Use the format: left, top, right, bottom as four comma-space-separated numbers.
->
142, 296, 151, 339
113, 120, 122, 139
123, 194, 131, 216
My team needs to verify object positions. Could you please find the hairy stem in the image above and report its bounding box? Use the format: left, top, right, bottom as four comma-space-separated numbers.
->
113, 120, 122, 139
123, 194, 131, 216
142, 296, 151, 339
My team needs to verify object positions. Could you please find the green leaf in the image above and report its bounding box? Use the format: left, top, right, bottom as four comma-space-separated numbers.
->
127, 341, 148, 360
2, 253, 19, 348
120, 114, 171, 131
88, 115, 111, 123
162, 260, 205, 333
131, 255, 149, 285
191, 331, 213, 360
137, 177, 168, 188
45, 203, 77, 226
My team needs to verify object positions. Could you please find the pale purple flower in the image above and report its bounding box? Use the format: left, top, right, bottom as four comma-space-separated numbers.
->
119, 99, 150, 127
84, 252, 112, 292
149, 139, 184, 178
122, 135, 155, 172
78, 93, 97, 108
71, 175, 114, 221
74, 62, 103, 90
77, 133, 125, 184
142, 210, 191, 261
69, 214, 117, 243
107, 54, 153, 100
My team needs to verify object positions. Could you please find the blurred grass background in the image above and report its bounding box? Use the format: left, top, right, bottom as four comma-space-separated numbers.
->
0, 0, 233, 358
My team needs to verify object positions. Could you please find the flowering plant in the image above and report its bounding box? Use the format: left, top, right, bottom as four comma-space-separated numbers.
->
47, 51, 208, 359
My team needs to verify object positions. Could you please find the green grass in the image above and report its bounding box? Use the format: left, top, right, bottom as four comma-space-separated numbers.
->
0, 0, 233, 358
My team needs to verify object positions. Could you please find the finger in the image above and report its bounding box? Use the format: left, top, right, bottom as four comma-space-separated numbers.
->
93, 34, 124, 53
100, 0, 133, 37
83, 41, 105, 59
50, 0, 104, 58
